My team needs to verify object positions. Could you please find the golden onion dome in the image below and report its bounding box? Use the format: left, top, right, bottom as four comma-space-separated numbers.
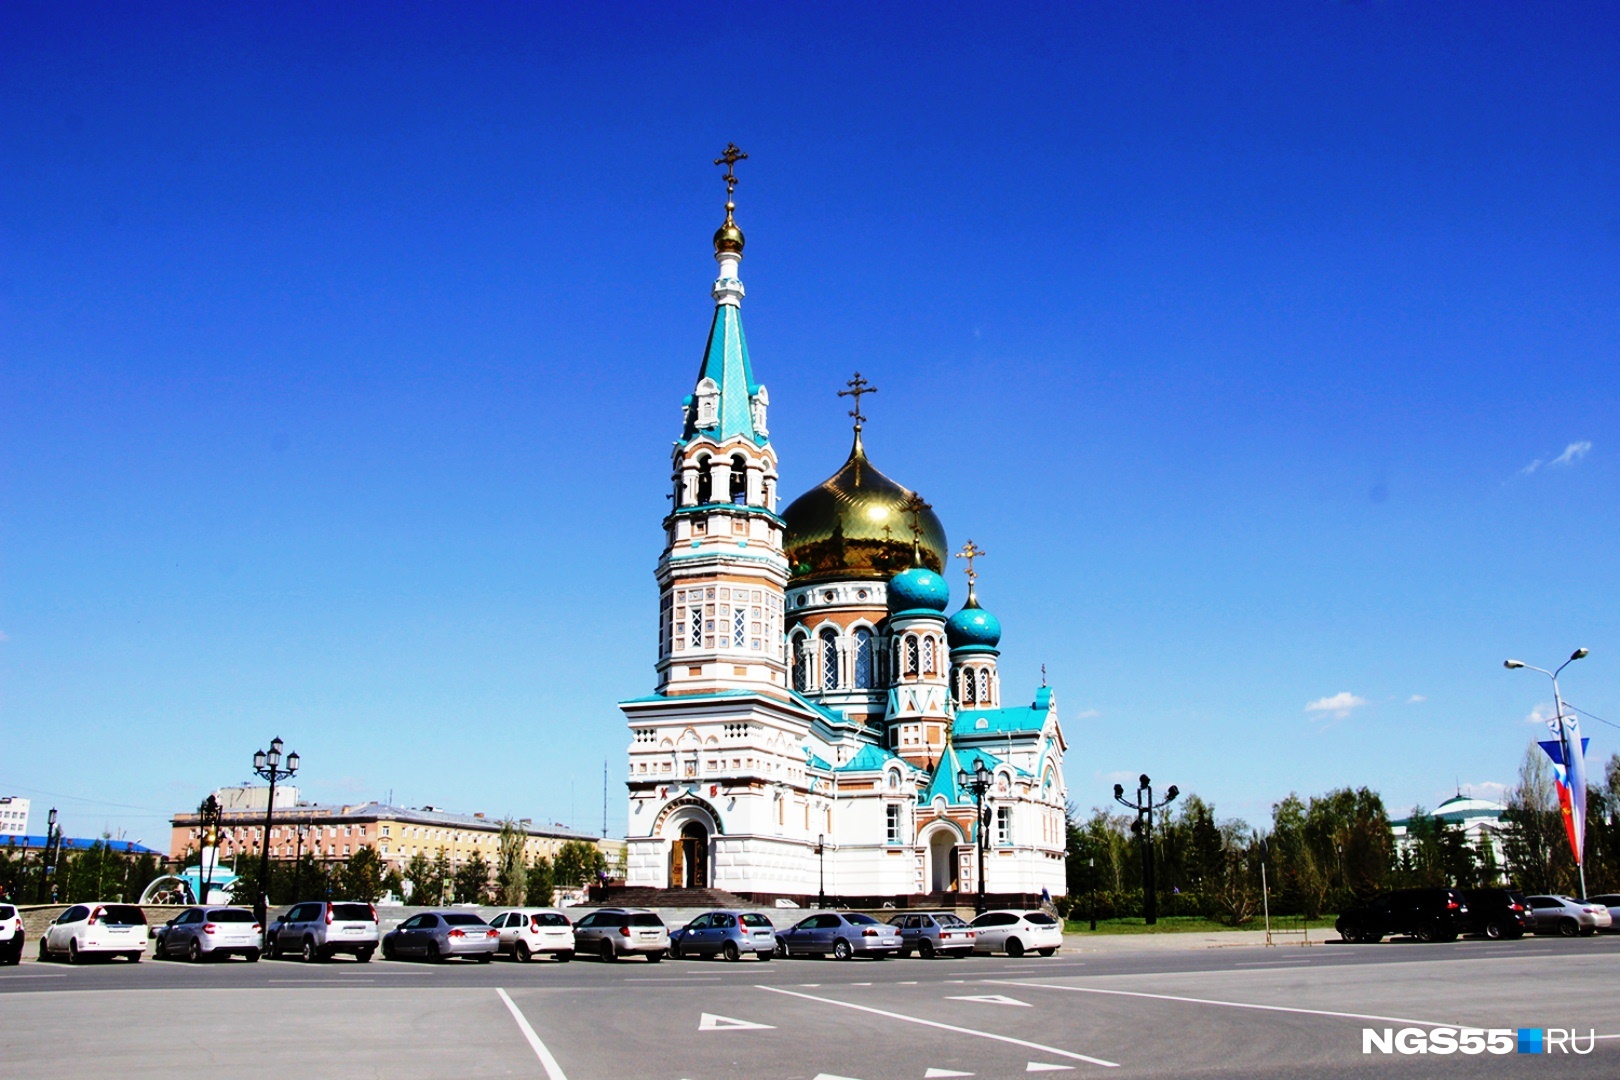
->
714, 202, 745, 255
780, 437, 948, 583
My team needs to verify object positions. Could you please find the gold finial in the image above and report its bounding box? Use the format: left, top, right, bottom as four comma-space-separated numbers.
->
899, 492, 932, 566
955, 539, 987, 597
838, 372, 878, 435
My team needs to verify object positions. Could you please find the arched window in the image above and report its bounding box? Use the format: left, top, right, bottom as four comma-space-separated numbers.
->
695, 455, 712, 504
977, 668, 990, 703
853, 627, 874, 688
729, 455, 748, 505
963, 667, 977, 705
820, 627, 840, 690
922, 636, 936, 675
904, 635, 920, 676
791, 633, 811, 691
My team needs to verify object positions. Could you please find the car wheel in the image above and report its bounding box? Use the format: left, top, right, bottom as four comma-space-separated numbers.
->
1006, 937, 1025, 958
1037, 947, 1057, 957
477, 953, 493, 964
68, 940, 82, 965
38, 939, 50, 962
722, 941, 740, 962
774, 940, 789, 959
188, 939, 203, 963
245, 949, 260, 963
669, 940, 683, 960
516, 941, 532, 962
1579, 925, 1596, 937
756, 950, 772, 961
646, 950, 665, 963
898, 947, 912, 959
427, 940, 444, 963
356, 948, 374, 963
1559, 918, 1579, 938
556, 950, 573, 963
1484, 919, 1505, 941
128, 951, 142, 963
832, 939, 852, 961
919, 939, 935, 960
302, 938, 319, 963
599, 939, 617, 962
382, 939, 396, 961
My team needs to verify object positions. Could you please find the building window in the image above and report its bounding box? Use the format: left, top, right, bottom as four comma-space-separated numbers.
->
962, 667, 977, 705
853, 627, 874, 688
791, 633, 811, 691
904, 635, 919, 676
886, 803, 901, 844
996, 806, 1012, 846
978, 668, 990, 703
733, 608, 746, 648
820, 628, 839, 690
922, 636, 935, 675
690, 607, 703, 649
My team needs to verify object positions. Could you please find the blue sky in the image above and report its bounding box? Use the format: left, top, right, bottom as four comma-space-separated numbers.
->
3, 2, 1616, 846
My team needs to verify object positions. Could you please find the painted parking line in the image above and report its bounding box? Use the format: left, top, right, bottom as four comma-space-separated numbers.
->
497, 987, 570, 1080
757, 985, 1119, 1068
988, 980, 1465, 1029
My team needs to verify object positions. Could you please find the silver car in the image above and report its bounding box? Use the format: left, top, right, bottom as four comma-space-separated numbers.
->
1587, 895, 1620, 932
157, 906, 262, 962
775, 912, 903, 960
1527, 895, 1614, 937
889, 911, 976, 958
670, 909, 775, 961
382, 911, 499, 962
572, 908, 668, 962
269, 901, 380, 962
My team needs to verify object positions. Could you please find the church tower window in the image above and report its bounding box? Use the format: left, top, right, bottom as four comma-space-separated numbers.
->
904, 635, 919, 677
729, 455, 748, 505
820, 627, 840, 689
689, 607, 703, 649
922, 636, 936, 676
733, 608, 747, 648
853, 627, 874, 688
791, 632, 811, 691
962, 667, 977, 705
695, 455, 713, 504
977, 668, 990, 704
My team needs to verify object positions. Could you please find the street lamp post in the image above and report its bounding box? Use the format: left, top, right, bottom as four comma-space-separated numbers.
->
1505, 648, 1590, 898
1114, 775, 1179, 926
37, 807, 60, 903
816, 833, 826, 909
251, 737, 300, 941
1088, 854, 1097, 932
957, 760, 994, 915
197, 795, 222, 906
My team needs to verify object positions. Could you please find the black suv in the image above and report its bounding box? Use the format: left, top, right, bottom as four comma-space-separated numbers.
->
1459, 889, 1529, 940
1336, 888, 1470, 943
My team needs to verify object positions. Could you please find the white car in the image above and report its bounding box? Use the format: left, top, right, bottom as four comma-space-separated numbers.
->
969, 910, 1063, 957
157, 906, 263, 961
38, 903, 148, 963
490, 908, 575, 962
1527, 895, 1613, 937
0, 904, 24, 965
269, 901, 380, 962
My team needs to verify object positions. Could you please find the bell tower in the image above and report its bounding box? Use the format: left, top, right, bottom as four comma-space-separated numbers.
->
655, 145, 789, 697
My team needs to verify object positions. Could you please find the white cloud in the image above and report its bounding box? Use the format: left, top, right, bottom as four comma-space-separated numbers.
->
1073, 708, 1101, 720
1458, 781, 1508, 801
1407, 694, 1427, 704
1526, 702, 1557, 725
1552, 441, 1592, 466
1305, 692, 1370, 720
1519, 457, 1545, 476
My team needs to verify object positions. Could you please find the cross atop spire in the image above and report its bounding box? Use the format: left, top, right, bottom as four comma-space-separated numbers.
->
955, 539, 987, 589
714, 143, 747, 227
899, 491, 932, 565
838, 372, 878, 434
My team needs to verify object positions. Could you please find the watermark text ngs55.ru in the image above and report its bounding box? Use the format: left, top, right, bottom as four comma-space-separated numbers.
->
1363, 1028, 1596, 1055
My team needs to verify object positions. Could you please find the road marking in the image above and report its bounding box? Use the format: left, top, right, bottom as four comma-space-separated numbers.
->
812, 1074, 864, 1080
497, 987, 570, 1080
756, 985, 1118, 1068
925, 1069, 974, 1077
988, 980, 1464, 1028
852, 981, 872, 986
1233, 960, 1313, 967
1027, 1064, 1074, 1073
698, 1012, 775, 1032
948, 994, 1031, 1007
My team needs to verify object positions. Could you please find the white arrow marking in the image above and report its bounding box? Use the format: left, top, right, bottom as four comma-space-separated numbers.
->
1026, 1065, 1074, 1073
947, 994, 1032, 1007
925, 1070, 975, 1078
699, 1013, 775, 1032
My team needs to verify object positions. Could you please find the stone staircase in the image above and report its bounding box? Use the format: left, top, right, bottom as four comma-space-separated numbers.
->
591, 885, 763, 910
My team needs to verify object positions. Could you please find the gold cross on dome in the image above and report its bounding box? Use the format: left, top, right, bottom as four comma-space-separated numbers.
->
714, 143, 748, 197
838, 372, 878, 432
955, 539, 987, 586
899, 492, 932, 541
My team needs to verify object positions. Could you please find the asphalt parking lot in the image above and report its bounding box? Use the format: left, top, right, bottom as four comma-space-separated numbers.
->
4, 935, 1617, 1079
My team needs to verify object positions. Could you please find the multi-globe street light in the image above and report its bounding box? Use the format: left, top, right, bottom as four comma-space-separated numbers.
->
1114, 774, 1179, 926
251, 737, 299, 939
1505, 648, 1589, 898
956, 759, 994, 915
197, 794, 223, 906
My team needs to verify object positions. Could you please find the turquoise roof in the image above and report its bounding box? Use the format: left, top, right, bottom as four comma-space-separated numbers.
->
946, 600, 1002, 651
684, 302, 766, 447
803, 749, 834, 771
920, 741, 969, 806
954, 705, 1047, 738
888, 566, 950, 613
835, 743, 904, 773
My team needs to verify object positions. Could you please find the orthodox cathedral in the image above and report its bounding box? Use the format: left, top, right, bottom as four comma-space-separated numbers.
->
620, 149, 1068, 905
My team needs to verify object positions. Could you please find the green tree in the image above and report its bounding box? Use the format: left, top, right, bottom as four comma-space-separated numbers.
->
341, 845, 385, 902
495, 820, 527, 906
403, 852, 436, 904
553, 840, 607, 888
1502, 745, 1565, 893
381, 867, 405, 902
526, 855, 555, 907
454, 851, 492, 904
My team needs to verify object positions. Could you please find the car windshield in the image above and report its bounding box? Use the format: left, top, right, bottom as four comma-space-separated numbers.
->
443, 913, 488, 926
844, 913, 880, 926
739, 913, 772, 928
936, 913, 969, 927
99, 905, 147, 926
1023, 913, 1058, 925
208, 910, 255, 923
331, 904, 374, 921
629, 913, 663, 927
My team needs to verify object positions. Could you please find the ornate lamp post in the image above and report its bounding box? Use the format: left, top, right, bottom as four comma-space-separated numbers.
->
957, 760, 994, 915
815, 833, 827, 909
37, 807, 61, 903
197, 794, 222, 905
251, 737, 299, 939
1114, 774, 1178, 926
1506, 648, 1590, 898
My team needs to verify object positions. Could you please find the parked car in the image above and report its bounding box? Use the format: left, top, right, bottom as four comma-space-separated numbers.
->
156, 906, 261, 962
269, 901, 379, 962
889, 911, 976, 958
774, 912, 902, 960
1458, 889, 1529, 940
491, 908, 575, 962
572, 908, 668, 962
969, 910, 1063, 957
0, 904, 24, 965
1586, 894, 1620, 932
1526, 895, 1613, 937
670, 910, 775, 961
1335, 888, 1470, 944
382, 911, 498, 962
38, 903, 148, 963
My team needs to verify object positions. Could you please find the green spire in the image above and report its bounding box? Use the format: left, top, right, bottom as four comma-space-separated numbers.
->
686, 302, 764, 445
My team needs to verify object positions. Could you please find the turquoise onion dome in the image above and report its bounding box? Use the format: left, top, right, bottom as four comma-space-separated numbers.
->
947, 592, 1002, 652
888, 566, 950, 615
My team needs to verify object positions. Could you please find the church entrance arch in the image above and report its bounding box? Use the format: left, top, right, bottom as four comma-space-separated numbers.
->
925, 826, 961, 893
670, 821, 711, 888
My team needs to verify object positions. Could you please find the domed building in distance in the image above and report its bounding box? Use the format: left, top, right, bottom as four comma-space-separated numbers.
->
618, 150, 1068, 906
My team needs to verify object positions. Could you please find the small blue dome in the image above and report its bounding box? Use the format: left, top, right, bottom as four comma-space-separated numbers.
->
947, 598, 1002, 650
888, 566, 950, 613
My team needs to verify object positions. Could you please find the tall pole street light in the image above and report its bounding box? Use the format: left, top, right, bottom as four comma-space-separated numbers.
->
1115, 775, 1179, 926
1505, 648, 1590, 899
251, 737, 300, 942
197, 795, 222, 906
816, 833, 826, 909
957, 760, 994, 915
37, 807, 59, 903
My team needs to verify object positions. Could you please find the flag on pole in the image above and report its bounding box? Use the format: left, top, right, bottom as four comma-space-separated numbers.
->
1538, 721, 1590, 869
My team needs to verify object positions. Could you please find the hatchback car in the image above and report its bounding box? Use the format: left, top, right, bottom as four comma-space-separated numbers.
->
573, 908, 668, 962
1458, 889, 1529, 940
1526, 895, 1613, 937
269, 901, 379, 962
775, 912, 902, 960
0, 904, 23, 965
969, 910, 1063, 957
156, 906, 261, 962
890, 911, 976, 958
491, 908, 575, 962
38, 903, 148, 963
1335, 888, 1470, 944
382, 911, 499, 961
670, 910, 775, 961
1586, 895, 1620, 932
